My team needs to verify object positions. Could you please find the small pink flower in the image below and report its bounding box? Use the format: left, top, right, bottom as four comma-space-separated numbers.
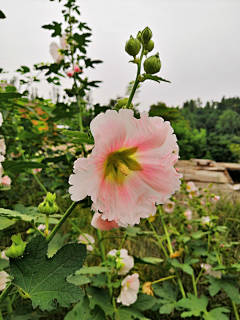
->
2, 176, 11, 187
175, 167, 179, 172
78, 234, 95, 252
69, 110, 182, 227
67, 70, 74, 77
201, 201, 205, 205
213, 195, 220, 203
33, 168, 42, 174
108, 249, 134, 275
162, 199, 175, 213
117, 273, 140, 306
202, 216, 211, 225
0, 271, 9, 291
73, 64, 82, 73
180, 201, 188, 205
184, 209, 192, 221
91, 212, 121, 231
1, 250, 9, 261
220, 244, 225, 248
186, 181, 197, 192
186, 224, 192, 230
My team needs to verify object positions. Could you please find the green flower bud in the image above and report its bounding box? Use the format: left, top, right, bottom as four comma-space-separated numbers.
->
144, 53, 161, 74
5, 234, 26, 259
115, 98, 133, 110
125, 36, 141, 57
142, 27, 152, 44
137, 31, 142, 43
38, 192, 58, 215
145, 40, 154, 52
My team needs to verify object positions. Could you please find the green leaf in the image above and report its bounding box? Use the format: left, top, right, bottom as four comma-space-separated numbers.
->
170, 259, 194, 275
118, 307, 151, 320
191, 230, 210, 239
0, 259, 9, 271
10, 236, 87, 311
89, 274, 108, 287
16, 66, 30, 74
62, 130, 94, 144
67, 275, 91, 286
177, 294, 208, 317
64, 295, 91, 320
134, 256, 164, 266
142, 74, 171, 83
153, 281, 179, 314
131, 293, 156, 312
0, 10, 6, 19
0, 217, 16, 230
2, 161, 48, 173
76, 266, 112, 275
206, 275, 240, 304
47, 233, 68, 258
42, 21, 62, 37
86, 287, 115, 317
0, 208, 36, 223
203, 307, 230, 320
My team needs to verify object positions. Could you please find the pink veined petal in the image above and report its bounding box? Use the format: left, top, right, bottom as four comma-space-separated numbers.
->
50, 42, 63, 64
91, 212, 120, 231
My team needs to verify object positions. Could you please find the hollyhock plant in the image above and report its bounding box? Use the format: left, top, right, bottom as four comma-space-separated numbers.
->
108, 249, 134, 275
0, 271, 9, 291
163, 199, 175, 213
69, 109, 182, 227
50, 33, 69, 64
184, 209, 192, 221
91, 212, 121, 231
117, 273, 140, 306
78, 234, 95, 252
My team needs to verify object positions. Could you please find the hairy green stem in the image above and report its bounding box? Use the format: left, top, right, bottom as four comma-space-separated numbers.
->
232, 300, 240, 320
195, 267, 204, 285
158, 206, 186, 298
148, 219, 169, 259
32, 172, 47, 193
125, 49, 144, 109
151, 275, 176, 285
46, 202, 78, 243
96, 229, 106, 262
0, 283, 14, 306
68, 219, 100, 255
191, 273, 198, 296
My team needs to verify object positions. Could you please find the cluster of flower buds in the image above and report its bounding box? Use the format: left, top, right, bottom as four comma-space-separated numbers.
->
125, 27, 161, 75
38, 192, 58, 215
5, 234, 27, 259
67, 64, 83, 77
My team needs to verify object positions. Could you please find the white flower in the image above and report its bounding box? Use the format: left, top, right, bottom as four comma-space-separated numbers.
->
213, 195, 220, 203
0, 139, 6, 155
184, 209, 192, 221
162, 199, 175, 213
108, 249, 134, 275
1, 250, 9, 261
0, 164, 3, 184
50, 33, 70, 64
0, 112, 3, 127
186, 181, 199, 198
37, 224, 45, 231
202, 216, 211, 225
117, 273, 140, 306
0, 155, 5, 162
201, 263, 221, 278
0, 271, 9, 291
78, 234, 95, 252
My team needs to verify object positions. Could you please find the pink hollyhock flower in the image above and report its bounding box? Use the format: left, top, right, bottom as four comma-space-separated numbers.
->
117, 273, 140, 306
213, 195, 220, 203
78, 234, 95, 252
91, 212, 121, 231
73, 64, 82, 73
108, 249, 134, 275
162, 199, 175, 213
0, 271, 9, 291
202, 216, 211, 225
1, 250, 9, 261
69, 110, 182, 227
67, 70, 74, 77
2, 176, 11, 187
201, 200, 205, 205
50, 34, 69, 64
0, 139, 6, 155
201, 263, 221, 278
33, 168, 42, 174
0, 112, 3, 127
186, 181, 197, 192
184, 209, 192, 221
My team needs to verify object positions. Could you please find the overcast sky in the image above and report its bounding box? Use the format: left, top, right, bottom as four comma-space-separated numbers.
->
0, 0, 239, 112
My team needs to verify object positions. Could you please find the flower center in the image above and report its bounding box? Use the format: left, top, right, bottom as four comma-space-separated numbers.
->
104, 147, 142, 184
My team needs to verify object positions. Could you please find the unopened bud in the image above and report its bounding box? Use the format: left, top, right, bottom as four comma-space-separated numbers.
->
145, 40, 154, 52
115, 98, 133, 110
143, 53, 161, 74
141, 27, 152, 44
137, 31, 142, 43
38, 192, 58, 215
5, 234, 26, 259
125, 36, 141, 57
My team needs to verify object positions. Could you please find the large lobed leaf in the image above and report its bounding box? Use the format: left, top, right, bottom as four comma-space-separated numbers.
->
10, 235, 87, 311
